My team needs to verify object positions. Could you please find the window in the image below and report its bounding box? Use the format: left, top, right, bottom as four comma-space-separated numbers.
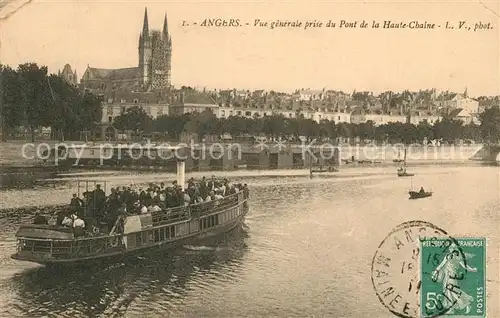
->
134, 99, 138, 104
108, 116, 112, 123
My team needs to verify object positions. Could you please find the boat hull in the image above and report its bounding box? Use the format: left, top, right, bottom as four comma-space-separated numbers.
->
408, 191, 432, 199
398, 173, 414, 177
12, 213, 246, 266
12, 192, 249, 266
12, 218, 246, 268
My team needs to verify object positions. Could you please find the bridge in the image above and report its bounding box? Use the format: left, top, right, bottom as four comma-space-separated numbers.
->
469, 144, 500, 162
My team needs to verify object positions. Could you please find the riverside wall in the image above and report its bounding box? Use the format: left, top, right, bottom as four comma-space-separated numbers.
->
0, 140, 486, 169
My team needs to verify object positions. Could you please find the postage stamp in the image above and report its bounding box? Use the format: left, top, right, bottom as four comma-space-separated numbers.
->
371, 220, 463, 318
420, 237, 486, 317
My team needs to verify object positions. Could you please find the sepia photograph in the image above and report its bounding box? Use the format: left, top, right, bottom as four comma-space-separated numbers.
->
0, 0, 499, 317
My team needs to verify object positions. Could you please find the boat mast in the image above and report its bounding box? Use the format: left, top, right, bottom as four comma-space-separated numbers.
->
403, 148, 407, 167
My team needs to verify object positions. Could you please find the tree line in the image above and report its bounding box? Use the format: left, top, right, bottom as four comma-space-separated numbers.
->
114, 105, 500, 144
0, 63, 102, 141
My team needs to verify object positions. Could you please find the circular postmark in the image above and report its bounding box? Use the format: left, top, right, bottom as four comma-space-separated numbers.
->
371, 220, 468, 318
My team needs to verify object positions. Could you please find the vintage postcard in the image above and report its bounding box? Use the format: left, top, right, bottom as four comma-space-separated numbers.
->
0, 0, 499, 317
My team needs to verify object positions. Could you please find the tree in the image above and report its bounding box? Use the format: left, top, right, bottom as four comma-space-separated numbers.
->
416, 121, 433, 143
154, 114, 189, 139
262, 115, 285, 139
433, 118, 463, 143
0, 65, 24, 140
462, 123, 481, 142
113, 106, 152, 133
17, 63, 51, 141
479, 107, 500, 143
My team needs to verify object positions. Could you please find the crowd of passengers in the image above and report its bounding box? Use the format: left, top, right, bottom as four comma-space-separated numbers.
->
34, 177, 249, 237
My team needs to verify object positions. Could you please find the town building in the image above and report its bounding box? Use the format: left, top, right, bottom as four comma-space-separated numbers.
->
448, 108, 480, 125
58, 64, 78, 86
170, 90, 219, 116
297, 89, 326, 101
436, 91, 479, 115
350, 108, 442, 126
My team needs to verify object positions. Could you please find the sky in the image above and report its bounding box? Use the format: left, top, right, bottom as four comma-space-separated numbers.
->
0, 0, 499, 96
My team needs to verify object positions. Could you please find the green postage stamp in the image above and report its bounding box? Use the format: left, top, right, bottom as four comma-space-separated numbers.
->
420, 237, 486, 317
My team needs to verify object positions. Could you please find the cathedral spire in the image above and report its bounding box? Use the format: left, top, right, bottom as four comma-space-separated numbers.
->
142, 7, 149, 38
163, 12, 169, 36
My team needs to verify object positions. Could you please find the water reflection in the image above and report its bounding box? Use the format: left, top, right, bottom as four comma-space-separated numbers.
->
9, 226, 249, 317
1, 165, 498, 317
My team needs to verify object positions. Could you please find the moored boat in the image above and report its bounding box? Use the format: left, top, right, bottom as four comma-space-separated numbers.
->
397, 148, 414, 177
393, 148, 404, 163
397, 168, 414, 177
310, 165, 338, 173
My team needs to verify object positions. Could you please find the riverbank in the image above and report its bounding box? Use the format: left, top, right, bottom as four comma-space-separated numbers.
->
0, 140, 484, 166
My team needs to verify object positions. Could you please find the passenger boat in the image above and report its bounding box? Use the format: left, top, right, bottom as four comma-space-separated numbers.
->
11, 156, 250, 266
408, 191, 432, 199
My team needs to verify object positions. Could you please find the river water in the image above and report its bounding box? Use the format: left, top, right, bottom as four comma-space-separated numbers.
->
0, 164, 498, 317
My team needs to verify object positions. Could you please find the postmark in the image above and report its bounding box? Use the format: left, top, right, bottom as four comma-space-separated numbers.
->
371, 220, 467, 318
420, 237, 486, 317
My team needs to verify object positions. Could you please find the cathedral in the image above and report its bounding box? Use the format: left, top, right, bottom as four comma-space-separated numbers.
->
80, 8, 172, 93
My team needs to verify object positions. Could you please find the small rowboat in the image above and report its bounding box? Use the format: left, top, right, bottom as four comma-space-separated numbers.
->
409, 191, 432, 200
398, 169, 414, 177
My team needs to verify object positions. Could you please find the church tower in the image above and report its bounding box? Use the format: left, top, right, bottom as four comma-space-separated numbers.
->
163, 13, 172, 88
149, 13, 172, 91
138, 8, 172, 90
138, 8, 152, 86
